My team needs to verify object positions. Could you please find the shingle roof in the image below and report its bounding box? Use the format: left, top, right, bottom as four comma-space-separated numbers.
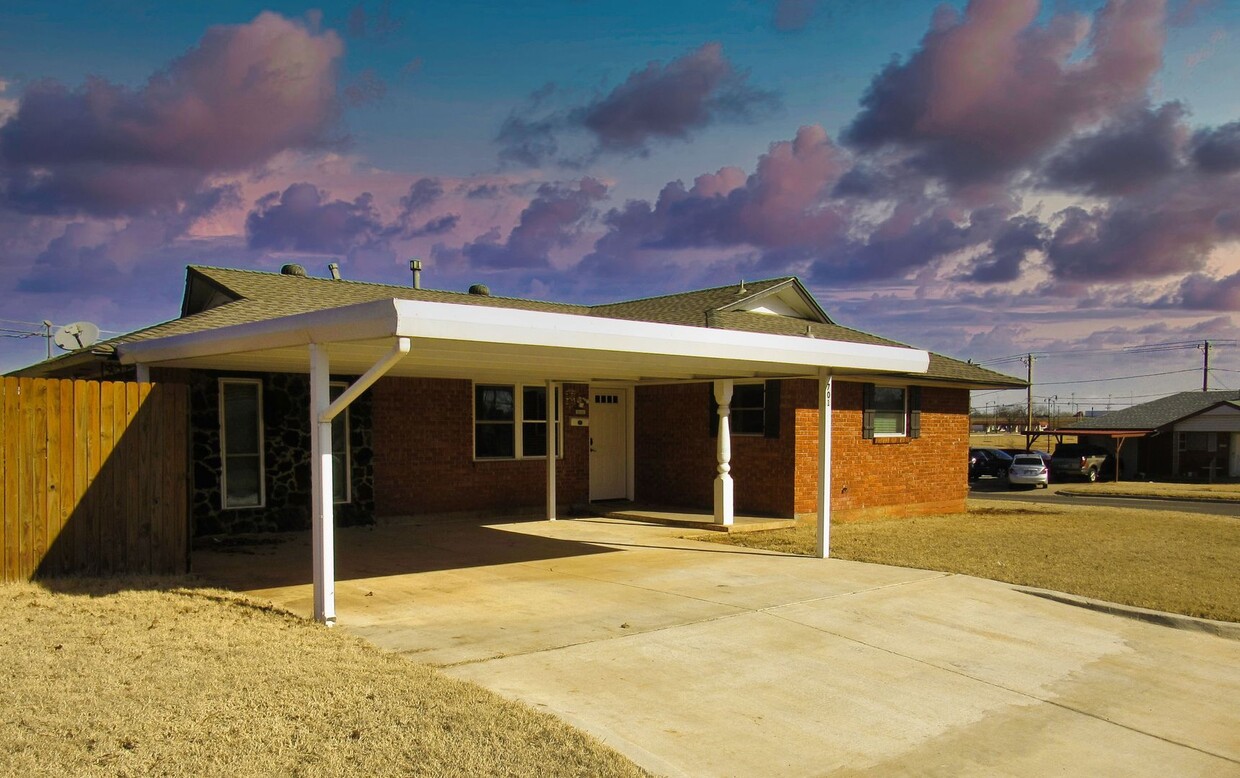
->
17, 265, 1026, 388
1063, 390, 1240, 431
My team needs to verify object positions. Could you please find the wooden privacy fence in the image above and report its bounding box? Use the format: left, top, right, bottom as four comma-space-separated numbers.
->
0, 377, 189, 580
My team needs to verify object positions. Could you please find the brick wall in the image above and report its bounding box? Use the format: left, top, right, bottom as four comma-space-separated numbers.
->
635, 383, 797, 516
636, 379, 969, 521
372, 378, 588, 517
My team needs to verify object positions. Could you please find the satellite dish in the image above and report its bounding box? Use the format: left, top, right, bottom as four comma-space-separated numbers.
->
53, 321, 101, 351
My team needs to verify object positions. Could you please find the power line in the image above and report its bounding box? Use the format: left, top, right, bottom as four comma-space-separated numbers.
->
976, 339, 1235, 366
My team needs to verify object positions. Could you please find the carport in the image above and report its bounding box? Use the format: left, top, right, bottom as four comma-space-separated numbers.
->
118, 297, 929, 624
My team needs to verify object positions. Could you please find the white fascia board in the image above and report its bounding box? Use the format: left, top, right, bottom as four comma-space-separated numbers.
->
391, 300, 928, 374
118, 299, 402, 364
118, 296, 930, 375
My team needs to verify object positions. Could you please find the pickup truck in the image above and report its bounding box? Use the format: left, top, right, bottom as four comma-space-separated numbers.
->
1050, 443, 1112, 482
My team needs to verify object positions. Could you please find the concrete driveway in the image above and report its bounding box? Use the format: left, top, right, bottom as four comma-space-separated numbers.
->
195, 517, 1240, 777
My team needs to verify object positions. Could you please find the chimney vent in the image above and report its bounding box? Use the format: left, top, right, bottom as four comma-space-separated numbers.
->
468, 283, 491, 296
280, 263, 307, 277
328, 262, 341, 281
410, 258, 422, 289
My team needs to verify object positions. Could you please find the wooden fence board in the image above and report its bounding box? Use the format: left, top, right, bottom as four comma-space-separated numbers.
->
0, 377, 187, 579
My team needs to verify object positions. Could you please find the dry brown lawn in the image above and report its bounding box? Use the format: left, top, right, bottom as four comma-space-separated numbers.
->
969, 432, 1073, 453
709, 500, 1240, 623
1060, 482, 1240, 502
0, 579, 647, 778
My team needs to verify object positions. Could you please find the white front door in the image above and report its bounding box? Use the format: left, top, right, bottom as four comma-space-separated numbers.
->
589, 388, 628, 500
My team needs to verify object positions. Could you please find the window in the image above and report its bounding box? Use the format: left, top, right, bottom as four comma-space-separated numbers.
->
474, 384, 561, 459
862, 384, 921, 440
709, 381, 781, 438
220, 379, 264, 509
330, 382, 350, 504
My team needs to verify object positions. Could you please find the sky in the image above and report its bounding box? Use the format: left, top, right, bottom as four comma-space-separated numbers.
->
1, 0, 1238, 414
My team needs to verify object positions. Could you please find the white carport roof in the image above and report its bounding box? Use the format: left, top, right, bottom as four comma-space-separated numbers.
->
117, 296, 930, 381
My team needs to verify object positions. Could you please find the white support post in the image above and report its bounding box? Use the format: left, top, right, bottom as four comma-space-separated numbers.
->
309, 344, 336, 625
134, 364, 151, 383
816, 370, 833, 559
713, 379, 734, 526
546, 379, 557, 521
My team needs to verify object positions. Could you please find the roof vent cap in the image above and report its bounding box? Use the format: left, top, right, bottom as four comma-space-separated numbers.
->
280, 263, 307, 277
468, 283, 491, 296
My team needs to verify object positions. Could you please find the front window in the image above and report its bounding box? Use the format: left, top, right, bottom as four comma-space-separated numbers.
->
731, 383, 766, 436
872, 386, 907, 436
220, 379, 264, 509
475, 384, 561, 459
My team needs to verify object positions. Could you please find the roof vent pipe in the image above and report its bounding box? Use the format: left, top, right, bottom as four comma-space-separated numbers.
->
468, 283, 490, 296
281, 263, 307, 277
410, 258, 422, 289
328, 262, 341, 281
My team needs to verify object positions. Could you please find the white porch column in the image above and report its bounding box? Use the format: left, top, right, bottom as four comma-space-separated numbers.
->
546, 379, 557, 521
309, 344, 336, 625
713, 379, 734, 526
816, 370, 833, 559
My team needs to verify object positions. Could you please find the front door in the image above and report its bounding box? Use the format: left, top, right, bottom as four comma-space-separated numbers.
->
589, 388, 628, 500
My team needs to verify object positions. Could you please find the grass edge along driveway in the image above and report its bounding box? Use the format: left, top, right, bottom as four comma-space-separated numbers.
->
0, 579, 650, 778
707, 499, 1240, 624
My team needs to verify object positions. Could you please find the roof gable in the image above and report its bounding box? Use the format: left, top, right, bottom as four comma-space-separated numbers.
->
716, 278, 832, 323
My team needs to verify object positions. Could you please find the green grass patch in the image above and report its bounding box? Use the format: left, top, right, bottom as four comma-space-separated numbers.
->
709, 500, 1240, 623
0, 579, 648, 777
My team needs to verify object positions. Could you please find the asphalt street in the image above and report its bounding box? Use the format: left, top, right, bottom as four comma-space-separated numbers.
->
969, 480, 1240, 517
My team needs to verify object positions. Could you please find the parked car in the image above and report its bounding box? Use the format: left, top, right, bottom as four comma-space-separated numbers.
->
1050, 443, 1112, 482
969, 448, 1013, 480
1008, 453, 1050, 489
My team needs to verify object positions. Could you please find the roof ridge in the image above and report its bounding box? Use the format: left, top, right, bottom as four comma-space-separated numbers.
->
188, 265, 586, 308
590, 276, 795, 309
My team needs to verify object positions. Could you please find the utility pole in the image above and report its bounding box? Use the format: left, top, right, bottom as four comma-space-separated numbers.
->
1201, 340, 1211, 392
1023, 354, 1034, 447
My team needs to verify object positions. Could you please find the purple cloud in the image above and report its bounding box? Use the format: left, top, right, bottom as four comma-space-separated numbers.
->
772, 0, 818, 32
1041, 102, 1187, 195
443, 178, 607, 269
498, 43, 779, 166
1192, 121, 1240, 174
843, 0, 1166, 185
246, 183, 383, 255
1160, 271, 1240, 310
0, 13, 343, 217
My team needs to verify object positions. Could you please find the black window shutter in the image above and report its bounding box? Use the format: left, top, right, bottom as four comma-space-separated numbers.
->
909, 386, 922, 439
862, 383, 875, 440
763, 380, 781, 439
709, 385, 719, 437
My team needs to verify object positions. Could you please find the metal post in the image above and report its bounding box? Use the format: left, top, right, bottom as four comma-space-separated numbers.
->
713, 379, 734, 525
546, 379, 557, 521
816, 371, 833, 559
309, 344, 335, 626
1024, 354, 1034, 448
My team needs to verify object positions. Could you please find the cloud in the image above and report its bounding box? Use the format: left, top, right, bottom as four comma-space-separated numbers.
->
0, 12, 343, 217
1160, 270, 1240, 310
1041, 102, 1188, 195
771, 0, 818, 32
843, 0, 1166, 185
343, 69, 387, 107
346, 1, 405, 40
497, 43, 779, 166
246, 183, 384, 254
398, 177, 444, 217
1192, 121, 1240, 174
442, 177, 607, 269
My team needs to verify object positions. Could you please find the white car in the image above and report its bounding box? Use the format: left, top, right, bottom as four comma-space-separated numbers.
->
1007, 453, 1049, 488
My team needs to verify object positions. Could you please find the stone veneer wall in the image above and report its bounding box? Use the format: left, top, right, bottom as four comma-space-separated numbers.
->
186, 371, 374, 536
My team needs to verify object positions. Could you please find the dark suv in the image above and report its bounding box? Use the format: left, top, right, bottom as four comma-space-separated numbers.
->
969, 448, 1013, 481
1051, 443, 1112, 482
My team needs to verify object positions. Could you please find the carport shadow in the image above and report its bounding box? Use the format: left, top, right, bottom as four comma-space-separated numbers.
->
192, 518, 621, 592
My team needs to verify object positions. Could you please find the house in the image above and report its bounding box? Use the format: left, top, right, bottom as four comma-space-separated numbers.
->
18, 264, 1024, 622
1058, 390, 1240, 481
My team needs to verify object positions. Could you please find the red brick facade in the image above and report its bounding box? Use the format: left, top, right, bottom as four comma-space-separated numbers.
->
371, 376, 968, 522
634, 379, 969, 521
372, 378, 589, 517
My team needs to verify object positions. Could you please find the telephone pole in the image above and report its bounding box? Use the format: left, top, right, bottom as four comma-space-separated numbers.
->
1201, 340, 1211, 392
1023, 353, 1035, 447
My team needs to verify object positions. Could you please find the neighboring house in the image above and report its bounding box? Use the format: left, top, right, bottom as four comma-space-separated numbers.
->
1058, 390, 1240, 481
16, 265, 1022, 621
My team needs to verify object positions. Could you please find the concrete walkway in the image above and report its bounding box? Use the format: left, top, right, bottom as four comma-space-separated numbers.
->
195, 517, 1240, 777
